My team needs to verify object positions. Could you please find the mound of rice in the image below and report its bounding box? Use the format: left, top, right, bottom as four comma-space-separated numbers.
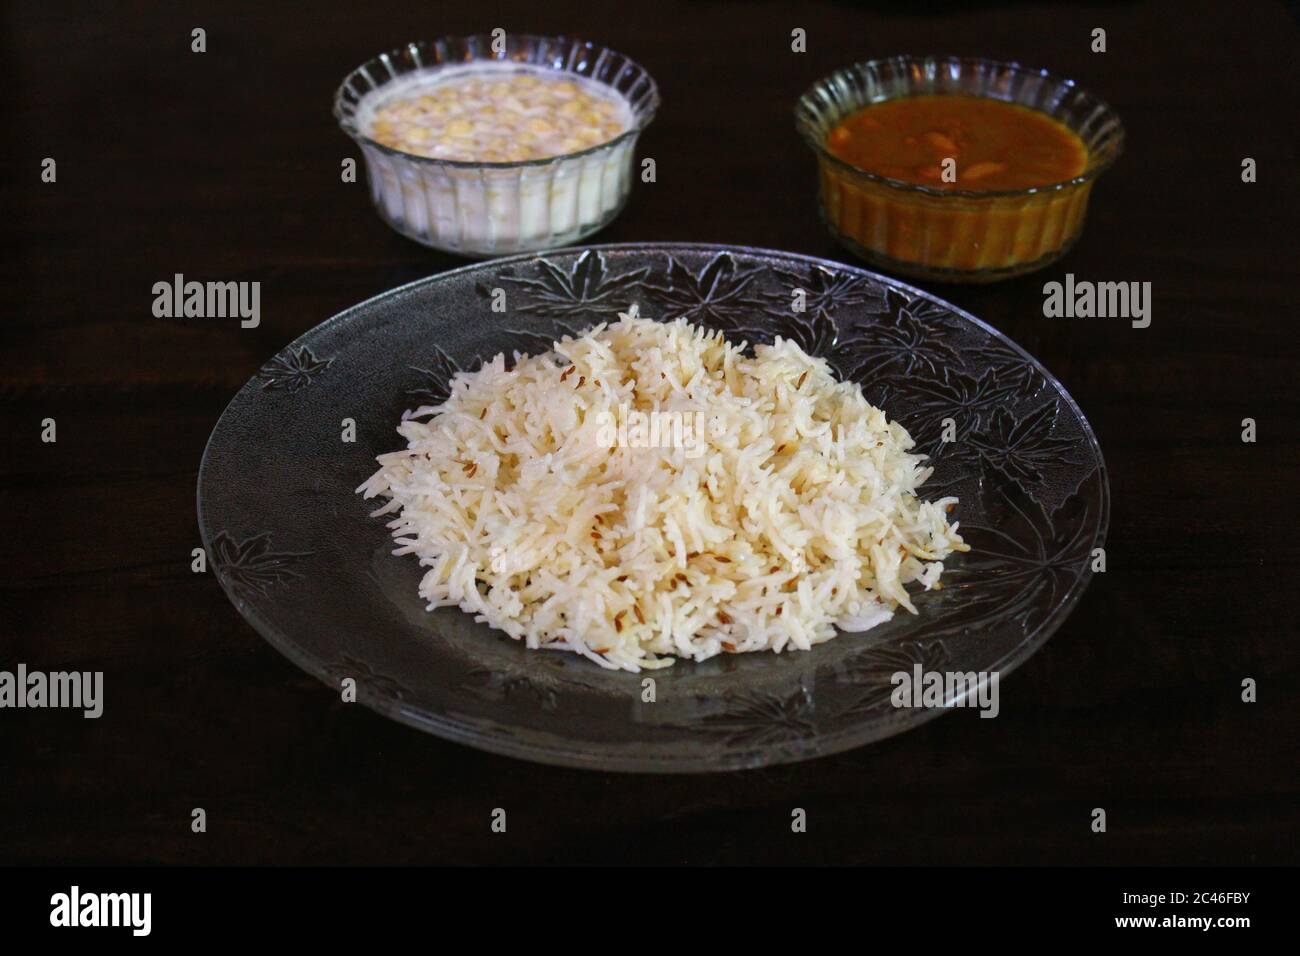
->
359, 306, 968, 671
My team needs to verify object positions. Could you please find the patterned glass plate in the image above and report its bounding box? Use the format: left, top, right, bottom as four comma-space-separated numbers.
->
197, 243, 1108, 772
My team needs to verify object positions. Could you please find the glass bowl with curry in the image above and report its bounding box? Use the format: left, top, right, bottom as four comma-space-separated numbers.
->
796, 56, 1124, 283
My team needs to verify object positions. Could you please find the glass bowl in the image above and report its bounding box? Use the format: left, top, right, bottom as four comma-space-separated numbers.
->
335, 35, 660, 257
795, 56, 1124, 283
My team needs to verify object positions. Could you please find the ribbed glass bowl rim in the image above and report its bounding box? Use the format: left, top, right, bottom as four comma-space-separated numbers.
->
334, 33, 660, 171
795, 55, 1125, 200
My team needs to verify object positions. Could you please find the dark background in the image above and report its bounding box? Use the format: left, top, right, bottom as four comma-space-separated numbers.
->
1, 0, 1296, 865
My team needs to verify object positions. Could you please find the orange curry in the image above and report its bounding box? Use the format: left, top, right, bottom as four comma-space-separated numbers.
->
827, 95, 1087, 191
816, 95, 1094, 279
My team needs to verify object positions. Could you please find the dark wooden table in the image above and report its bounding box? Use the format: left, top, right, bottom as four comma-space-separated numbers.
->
2, 0, 1296, 865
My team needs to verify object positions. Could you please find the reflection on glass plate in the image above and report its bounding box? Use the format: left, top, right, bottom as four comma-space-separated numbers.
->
197, 243, 1107, 772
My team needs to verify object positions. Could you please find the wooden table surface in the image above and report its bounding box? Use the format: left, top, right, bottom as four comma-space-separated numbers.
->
2, 0, 1296, 865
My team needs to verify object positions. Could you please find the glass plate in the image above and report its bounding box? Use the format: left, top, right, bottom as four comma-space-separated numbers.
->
197, 243, 1108, 772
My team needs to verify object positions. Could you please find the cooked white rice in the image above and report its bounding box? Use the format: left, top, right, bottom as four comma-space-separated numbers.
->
358, 307, 968, 671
